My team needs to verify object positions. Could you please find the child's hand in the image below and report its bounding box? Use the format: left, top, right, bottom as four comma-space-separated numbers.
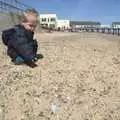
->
33, 57, 38, 62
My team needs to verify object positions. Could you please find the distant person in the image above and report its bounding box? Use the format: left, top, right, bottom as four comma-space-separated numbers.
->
2, 8, 43, 68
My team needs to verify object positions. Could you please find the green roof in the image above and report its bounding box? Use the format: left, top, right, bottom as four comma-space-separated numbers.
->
70, 21, 101, 25
112, 22, 120, 25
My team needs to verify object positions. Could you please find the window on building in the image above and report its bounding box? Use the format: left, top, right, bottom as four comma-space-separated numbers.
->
50, 24, 55, 28
50, 18, 56, 22
42, 18, 46, 22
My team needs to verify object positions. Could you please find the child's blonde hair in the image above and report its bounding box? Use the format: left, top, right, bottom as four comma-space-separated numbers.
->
22, 8, 39, 22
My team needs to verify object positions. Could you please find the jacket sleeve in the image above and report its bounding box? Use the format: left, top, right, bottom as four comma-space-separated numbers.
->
10, 29, 35, 61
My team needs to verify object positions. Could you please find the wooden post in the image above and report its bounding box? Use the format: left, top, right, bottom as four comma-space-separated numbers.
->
118, 28, 120, 35
112, 28, 114, 35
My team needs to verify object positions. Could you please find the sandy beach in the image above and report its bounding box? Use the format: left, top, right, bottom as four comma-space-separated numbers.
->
0, 32, 120, 120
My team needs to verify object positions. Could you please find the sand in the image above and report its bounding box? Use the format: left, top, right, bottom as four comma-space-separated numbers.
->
0, 32, 120, 120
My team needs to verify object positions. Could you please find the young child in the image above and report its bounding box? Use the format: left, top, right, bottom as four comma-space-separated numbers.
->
2, 8, 41, 68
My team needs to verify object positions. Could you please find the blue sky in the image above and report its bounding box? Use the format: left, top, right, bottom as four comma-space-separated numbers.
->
21, 0, 120, 24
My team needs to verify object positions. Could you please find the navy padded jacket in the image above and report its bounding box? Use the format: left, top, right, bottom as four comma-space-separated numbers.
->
8, 24, 38, 61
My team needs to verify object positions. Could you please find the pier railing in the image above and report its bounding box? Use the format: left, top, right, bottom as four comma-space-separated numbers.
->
69, 27, 120, 36
0, 0, 31, 14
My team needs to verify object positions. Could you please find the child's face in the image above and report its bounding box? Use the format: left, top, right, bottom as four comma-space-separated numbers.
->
23, 15, 37, 32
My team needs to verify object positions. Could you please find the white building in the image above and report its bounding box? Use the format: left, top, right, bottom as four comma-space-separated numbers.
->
39, 14, 57, 29
116, 25, 120, 28
70, 21, 101, 29
57, 20, 70, 30
101, 24, 111, 28
112, 22, 120, 28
